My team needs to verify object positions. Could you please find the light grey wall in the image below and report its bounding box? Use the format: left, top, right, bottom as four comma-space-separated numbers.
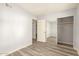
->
0, 4, 33, 54
46, 21, 51, 37
50, 22, 57, 37
74, 5, 79, 51
47, 21, 57, 37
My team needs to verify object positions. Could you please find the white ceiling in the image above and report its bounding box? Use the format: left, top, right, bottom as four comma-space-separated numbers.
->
17, 3, 78, 16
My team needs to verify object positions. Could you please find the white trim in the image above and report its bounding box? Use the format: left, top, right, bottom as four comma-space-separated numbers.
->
3, 43, 32, 56
73, 47, 79, 55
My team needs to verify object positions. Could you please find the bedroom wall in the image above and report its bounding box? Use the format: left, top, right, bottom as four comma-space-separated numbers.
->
74, 5, 79, 54
0, 4, 33, 55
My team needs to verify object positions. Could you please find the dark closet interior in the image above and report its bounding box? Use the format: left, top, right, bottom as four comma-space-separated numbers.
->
57, 16, 73, 46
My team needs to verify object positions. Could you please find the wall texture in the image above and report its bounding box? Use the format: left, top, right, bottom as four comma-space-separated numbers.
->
50, 22, 57, 37
0, 4, 33, 55
74, 5, 79, 54
46, 21, 51, 37
47, 21, 57, 37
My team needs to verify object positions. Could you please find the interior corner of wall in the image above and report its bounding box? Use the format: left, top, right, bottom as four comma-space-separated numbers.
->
4, 42, 32, 56
73, 47, 79, 55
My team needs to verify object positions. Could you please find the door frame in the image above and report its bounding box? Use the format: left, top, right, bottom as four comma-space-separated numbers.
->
32, 19, 37, 41
57, 16, 74, 47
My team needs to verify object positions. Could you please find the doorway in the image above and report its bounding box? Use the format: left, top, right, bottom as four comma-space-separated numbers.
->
32, 19, 46, 43
37, 20, 46, 42
57, 16, 73, 47
32, 19, 37, 43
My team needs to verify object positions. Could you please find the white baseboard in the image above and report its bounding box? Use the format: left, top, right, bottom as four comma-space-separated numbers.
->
73, 47, 79, 55
3, 42, 32, 56
37, 40, 46, 42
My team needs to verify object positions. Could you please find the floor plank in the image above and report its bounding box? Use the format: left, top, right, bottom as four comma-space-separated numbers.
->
8, 37, 78, 56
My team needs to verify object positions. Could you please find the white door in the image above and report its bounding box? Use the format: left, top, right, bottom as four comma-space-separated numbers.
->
37, 20, 46, 42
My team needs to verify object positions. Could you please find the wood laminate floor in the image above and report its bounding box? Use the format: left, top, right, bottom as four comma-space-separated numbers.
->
8, 37, 78, 56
